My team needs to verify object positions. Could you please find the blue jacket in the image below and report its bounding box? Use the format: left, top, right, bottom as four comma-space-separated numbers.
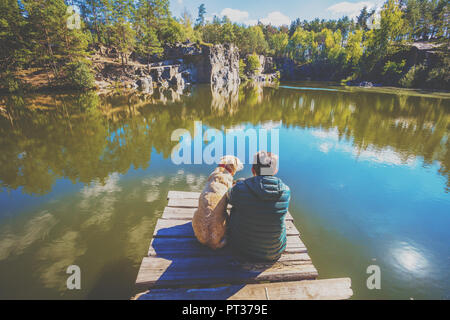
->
227, 175, 291, 261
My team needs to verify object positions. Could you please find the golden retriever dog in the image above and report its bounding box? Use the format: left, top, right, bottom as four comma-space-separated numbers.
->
192, 155, 243, 249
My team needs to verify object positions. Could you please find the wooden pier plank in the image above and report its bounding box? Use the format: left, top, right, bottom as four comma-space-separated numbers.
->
153, 219, 299, 238
147, 235, 308, 257
134, 278, 352, 300
167, 191, 201, 199
167, 197, 199, 208
161, 206, 294, 221
135, 256, 318, 287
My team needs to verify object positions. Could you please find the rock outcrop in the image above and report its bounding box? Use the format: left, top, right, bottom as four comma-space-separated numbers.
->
93, 42, 285, 94
136, 77, 153, 94
162, 42, 240, 87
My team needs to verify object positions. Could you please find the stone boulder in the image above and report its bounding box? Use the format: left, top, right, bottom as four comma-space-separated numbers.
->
168, 72, 185, 91
136, 77, 153, 94
252, 72, 280, 83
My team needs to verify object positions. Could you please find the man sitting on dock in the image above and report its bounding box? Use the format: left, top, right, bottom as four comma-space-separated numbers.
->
226, 151, 291, 262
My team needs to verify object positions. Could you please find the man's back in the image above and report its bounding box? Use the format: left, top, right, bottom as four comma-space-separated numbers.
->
227, 175, 291, 261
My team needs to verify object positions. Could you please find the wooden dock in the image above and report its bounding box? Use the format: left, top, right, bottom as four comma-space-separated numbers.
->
134, 190, 352, 300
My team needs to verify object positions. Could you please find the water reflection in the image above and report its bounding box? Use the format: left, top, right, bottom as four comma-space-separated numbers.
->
37, 231, 87, 290
313, 128, 419, 167
1, 83, 448, 194
392, 242, 429, 275
0, 211, 57, 261
0, 83, 449, 299
80, 173, 122, 230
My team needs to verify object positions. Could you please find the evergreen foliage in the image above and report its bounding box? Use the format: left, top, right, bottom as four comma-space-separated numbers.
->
0, 0, 448, 90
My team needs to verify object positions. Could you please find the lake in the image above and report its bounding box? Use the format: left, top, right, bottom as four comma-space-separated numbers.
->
0, 82, 449, 299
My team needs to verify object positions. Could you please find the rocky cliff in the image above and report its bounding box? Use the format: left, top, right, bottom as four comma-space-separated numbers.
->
94, 42, 242, 95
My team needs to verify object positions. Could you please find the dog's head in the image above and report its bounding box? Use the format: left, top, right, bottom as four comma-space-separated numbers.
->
219, 155, 244, 176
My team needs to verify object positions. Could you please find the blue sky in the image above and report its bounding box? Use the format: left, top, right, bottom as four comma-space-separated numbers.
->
170, 0, 386, 26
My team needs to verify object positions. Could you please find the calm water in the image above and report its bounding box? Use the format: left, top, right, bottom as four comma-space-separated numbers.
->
0, 83, 449, 299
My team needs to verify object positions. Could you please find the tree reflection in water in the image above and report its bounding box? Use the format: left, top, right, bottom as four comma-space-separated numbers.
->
0, 83, 449, 195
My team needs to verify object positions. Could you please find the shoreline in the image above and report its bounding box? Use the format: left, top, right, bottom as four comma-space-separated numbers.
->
2, 80, 449, 100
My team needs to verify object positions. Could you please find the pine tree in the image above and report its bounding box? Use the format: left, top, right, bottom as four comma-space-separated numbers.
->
74, 0, 107, 45
0, 0, 30, 72
134, 0, 171, 64
356, 6, 371, 30
195, 4, 206, 28
22, 0, 89, 79
108, 0, 136, 67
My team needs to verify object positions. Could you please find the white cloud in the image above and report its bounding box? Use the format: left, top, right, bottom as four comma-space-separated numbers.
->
327, 1, 376, 19
351, 146, 417, 167
220, 8, 249, 22
312, 128, 417, 166
319, 142, 333, 153
259, 11, 291, 27
311, 128, 340, 140
217, 8, 290, 26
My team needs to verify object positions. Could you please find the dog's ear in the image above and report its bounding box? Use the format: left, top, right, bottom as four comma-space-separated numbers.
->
234, 157, 244, 172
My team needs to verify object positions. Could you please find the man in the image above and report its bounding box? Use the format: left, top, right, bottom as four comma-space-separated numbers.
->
227, 151, 291, 262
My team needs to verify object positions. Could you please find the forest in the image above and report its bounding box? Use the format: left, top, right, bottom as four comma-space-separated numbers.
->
0, 0, 449, 92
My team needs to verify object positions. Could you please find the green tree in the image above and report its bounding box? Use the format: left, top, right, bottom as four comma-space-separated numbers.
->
159, 18, 186, 44
0, 0, 30, 72
239, 59, 247, 80
404, 0, 421, 39
74, 0, 107, 44
220, 16, 235, 43
246, 53, 261, 75
345, 30, 363, 65
268, 32, 289, 57
195, 4, 206, 28
238, 26, 268, 55
134, 0, 171, 63
288, 27, 317, 62
108, 0, 136, 67
356, 6, 372, 30
64, 60, 95, 89
382, 59, 406, 85
180, 8, 198, 42
22, 0, 90, 79
379, 0, 407, 46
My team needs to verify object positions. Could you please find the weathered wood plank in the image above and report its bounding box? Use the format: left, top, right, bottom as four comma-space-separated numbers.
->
135, 256, 318, 287
148, 235, 307, 257
153, 219, 299, 238
161, 206, 294, 221
161, 207, 197, 220
167, 191, 201, 200
167, 198, 199, 208
134, 278, 352, 300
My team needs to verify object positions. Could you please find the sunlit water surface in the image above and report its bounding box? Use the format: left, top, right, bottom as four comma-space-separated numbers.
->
0, 82, 449, 299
